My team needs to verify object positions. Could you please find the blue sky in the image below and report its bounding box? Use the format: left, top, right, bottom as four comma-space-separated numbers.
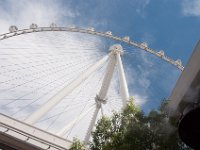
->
66, 0, 199, 63
0, 0, 200, 128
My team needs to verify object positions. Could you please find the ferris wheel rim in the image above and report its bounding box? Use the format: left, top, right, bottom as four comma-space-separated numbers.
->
0, 25, 184, 71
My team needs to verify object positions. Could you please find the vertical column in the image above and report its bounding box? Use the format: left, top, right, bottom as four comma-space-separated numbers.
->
84, 105, 100, 144
116, 53, 129, 108
84, 44, 130, 144
98, 54, 117, 100
84, 47, 118, 144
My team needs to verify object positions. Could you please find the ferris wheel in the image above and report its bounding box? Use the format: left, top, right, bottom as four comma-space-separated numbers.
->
0, 23, 183, 145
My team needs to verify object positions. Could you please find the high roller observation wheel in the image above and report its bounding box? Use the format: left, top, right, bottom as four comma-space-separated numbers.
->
0, 23, 184, 71
0, 23, 183, 142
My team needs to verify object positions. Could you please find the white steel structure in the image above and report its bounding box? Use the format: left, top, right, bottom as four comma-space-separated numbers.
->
0, 23, 184, 149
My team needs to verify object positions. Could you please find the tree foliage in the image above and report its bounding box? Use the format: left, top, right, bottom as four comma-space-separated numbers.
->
90, 98, 192, 150
69, 138, 85, 150
69, 98, 192, 150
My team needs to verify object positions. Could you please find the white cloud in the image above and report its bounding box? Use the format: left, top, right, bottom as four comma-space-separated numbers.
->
133, 0, 151, 15
134, 94, 148, 106
0, 0, 78, 34
182, 0, 200, 16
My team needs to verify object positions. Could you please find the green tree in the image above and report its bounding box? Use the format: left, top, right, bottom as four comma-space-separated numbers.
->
90, 116, 112, 150
90, 98, 193, 150
90, 98, 146, 150
69, 138, 85, 150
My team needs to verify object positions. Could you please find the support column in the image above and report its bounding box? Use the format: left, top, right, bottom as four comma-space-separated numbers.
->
116, 48, 129, 108
84, 45, 120, 144
25, 54, 110, 124
98, 54, 117, 101
84, 104, 100, 144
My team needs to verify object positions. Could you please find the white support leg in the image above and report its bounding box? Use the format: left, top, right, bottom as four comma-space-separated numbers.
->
98, 54, 117, 100
84, 49, 117, 144
25, 54, 111, 124
84, 105, 100, 144
57, 105, 94, 137
116, 53, 129, 108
